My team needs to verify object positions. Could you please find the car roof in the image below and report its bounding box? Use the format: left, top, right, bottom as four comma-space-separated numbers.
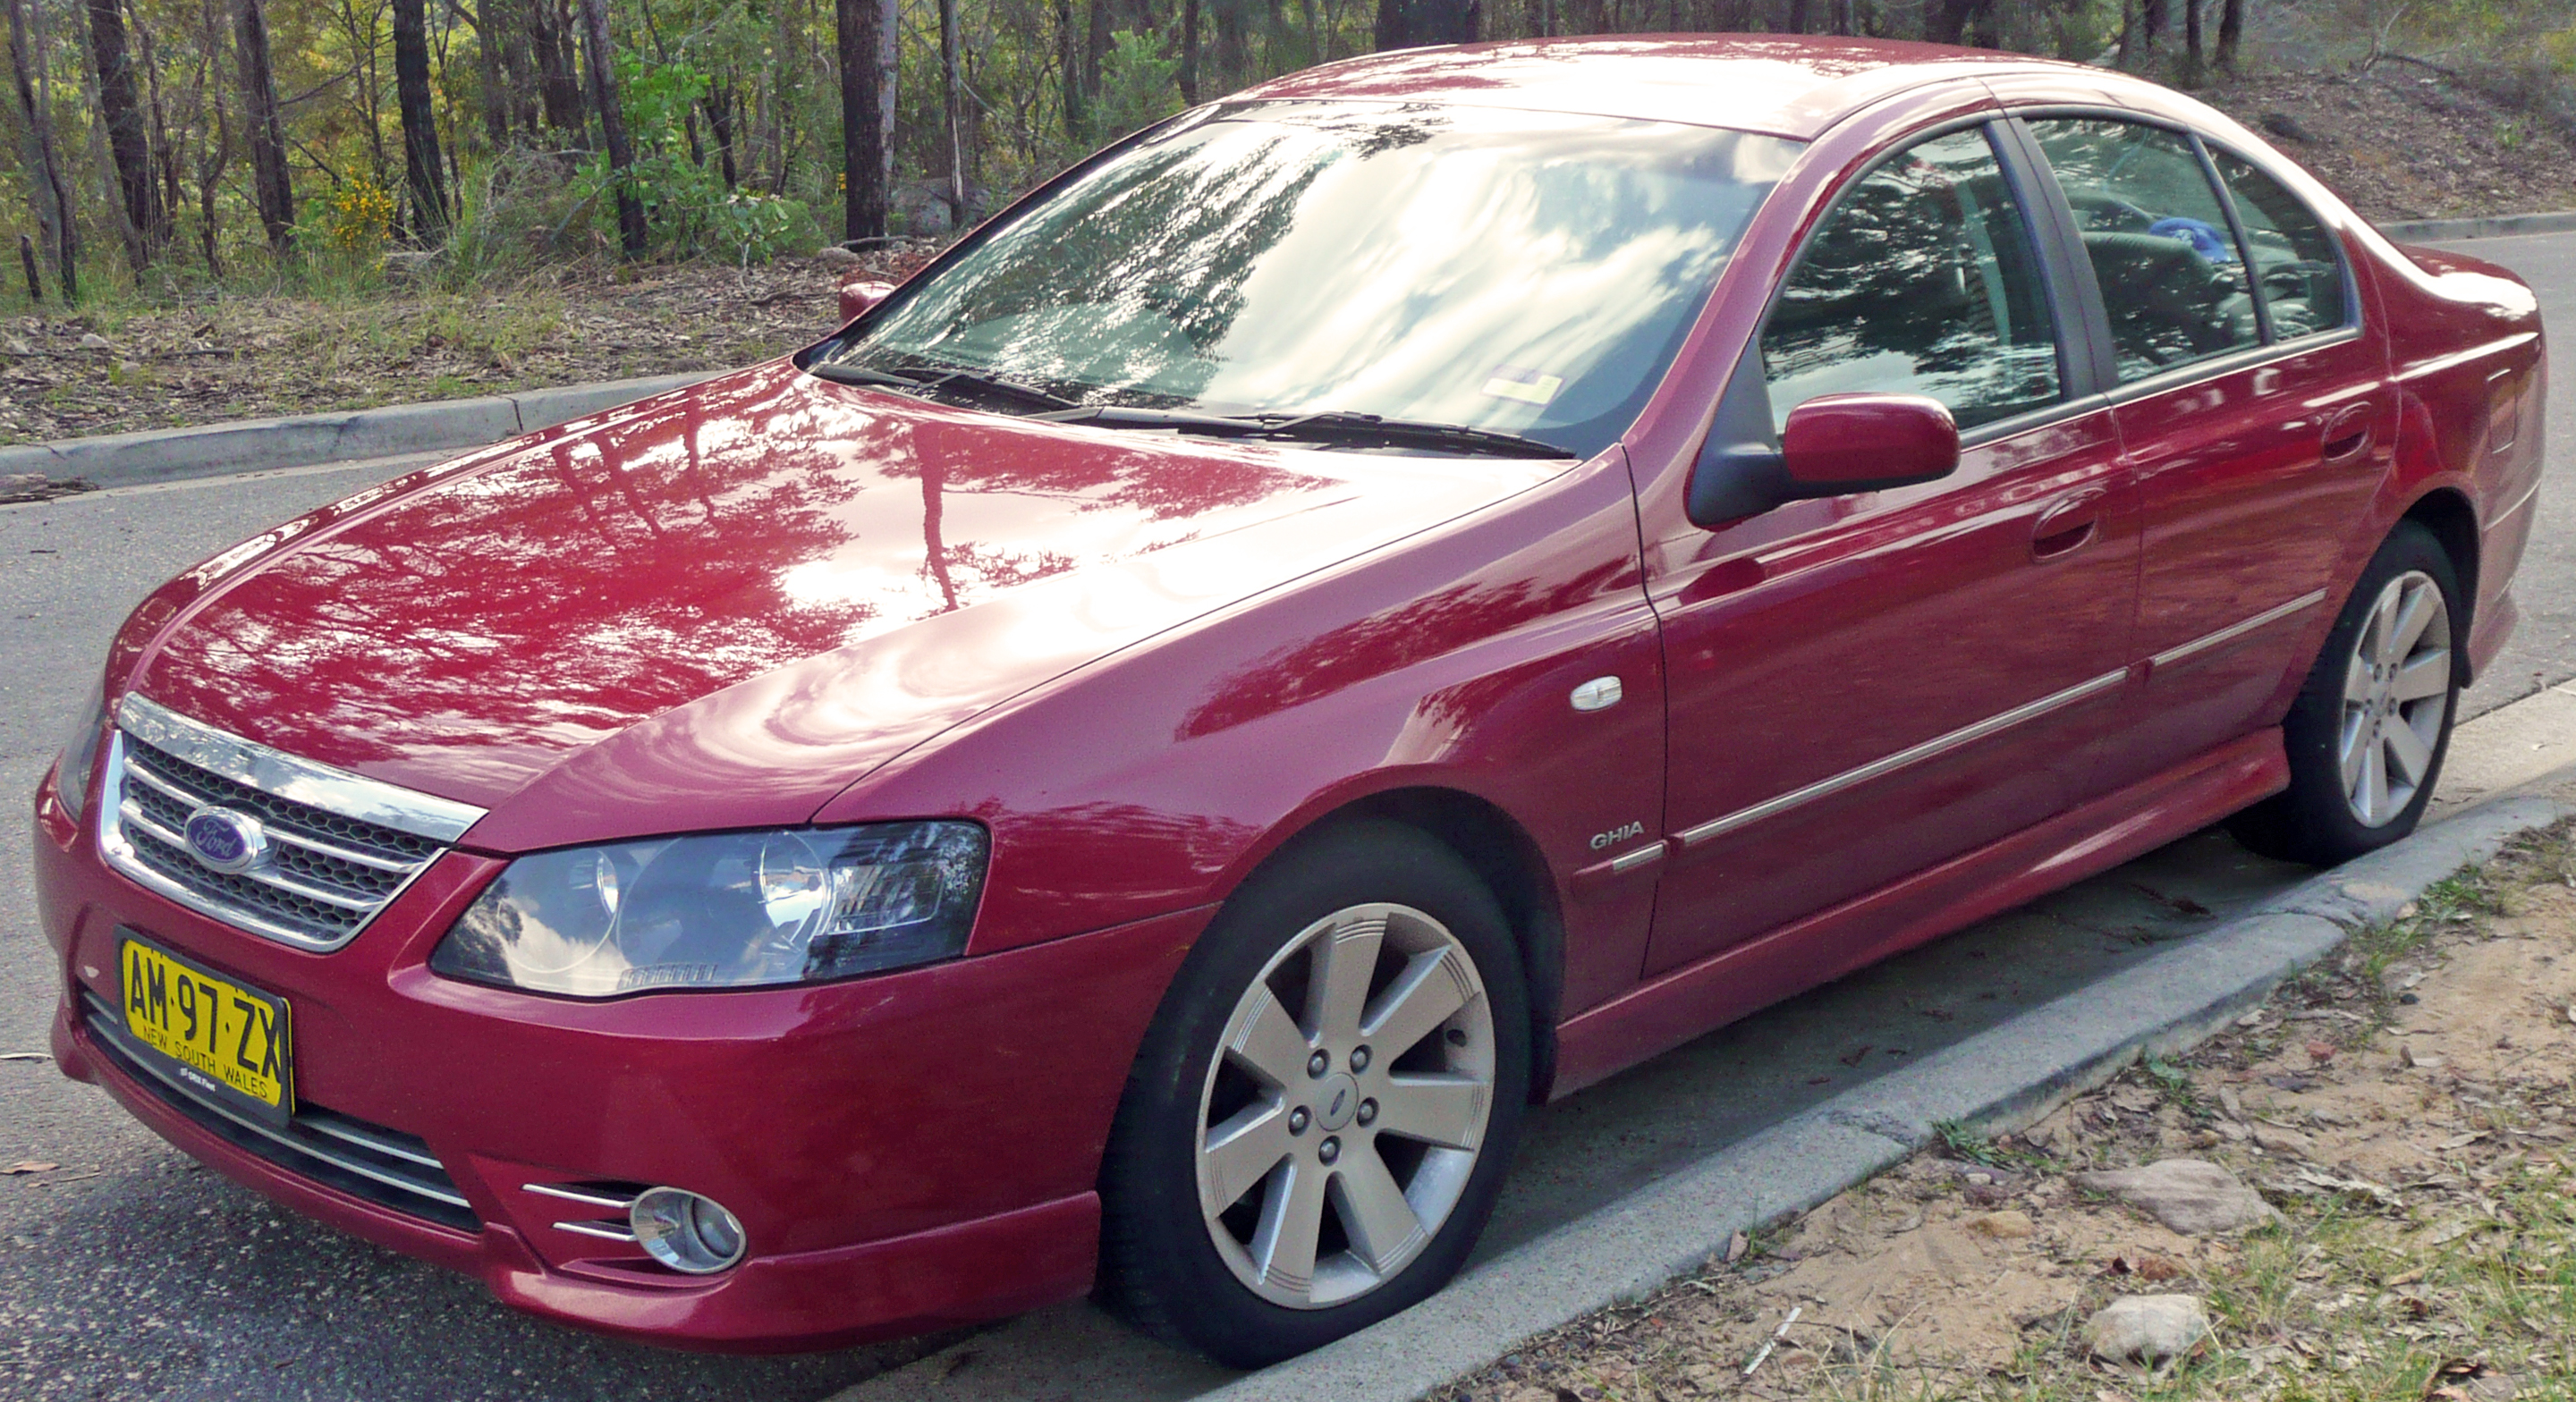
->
1232, 36, 2110, 140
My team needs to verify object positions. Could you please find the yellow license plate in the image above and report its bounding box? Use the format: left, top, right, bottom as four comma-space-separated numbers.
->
119, 937, 293, 1124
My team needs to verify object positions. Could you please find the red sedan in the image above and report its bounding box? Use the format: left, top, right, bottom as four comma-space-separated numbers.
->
32, 35, 2541, 1367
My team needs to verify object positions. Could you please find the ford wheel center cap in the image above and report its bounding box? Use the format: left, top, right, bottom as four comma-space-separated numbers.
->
182, 807, 269, 874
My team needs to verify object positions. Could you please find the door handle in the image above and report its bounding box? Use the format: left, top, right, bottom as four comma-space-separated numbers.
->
2031, 487, 2106, 562
2321, 403, 2373, 461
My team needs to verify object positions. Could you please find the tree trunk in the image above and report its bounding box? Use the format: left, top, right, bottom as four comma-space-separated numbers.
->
1082, 0, 1108, 124
2182, 0, 2203, 75
2215, 0, 2242, 72
234, 0, 293, 252
705, 79, 738, 187
474, 0, 511, 145
940, 0, 965, 220
532, 0, 582, 131
394, 0, 448, 236
10, 0, 80, 299
876, 0, 895, 189
577, 0, 645, 254
1375, 0, 1477, 50
1831, 0, 1852, 33
85, 0, 165, 270
1178, 0, 1197, 100
1056, 0, 1083, 141
837, 0, 885, 238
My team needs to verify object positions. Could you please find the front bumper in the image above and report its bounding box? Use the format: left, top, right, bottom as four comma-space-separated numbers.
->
34, 771, 1206, 1352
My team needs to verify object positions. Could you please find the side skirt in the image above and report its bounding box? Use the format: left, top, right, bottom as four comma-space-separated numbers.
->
1547, 730, 2289, 1099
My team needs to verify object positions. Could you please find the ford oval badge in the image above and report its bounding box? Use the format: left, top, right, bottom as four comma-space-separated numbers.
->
182, 807, 268, 874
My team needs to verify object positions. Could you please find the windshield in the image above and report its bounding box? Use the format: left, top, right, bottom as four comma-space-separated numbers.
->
816, 101, 1800, 457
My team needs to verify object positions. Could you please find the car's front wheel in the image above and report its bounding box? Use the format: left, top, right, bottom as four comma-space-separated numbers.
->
2231, 519, 2464, 866
1097, 820, 1530, 1367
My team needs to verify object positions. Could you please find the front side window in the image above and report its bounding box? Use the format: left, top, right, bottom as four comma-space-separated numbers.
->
819, 102, 1800, 458
2027, 117, 2260, 382
2209, 150, 2351, 341
1758, 125, 2062, 434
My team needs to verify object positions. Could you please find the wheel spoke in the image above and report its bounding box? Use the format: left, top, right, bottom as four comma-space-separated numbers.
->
2387, 581, 2439, 658
2383, 713, 2433, 787
2339, 709, 2372, 796
2343, 647, 2376, 707
1330, 1147, 1427, 1274
2393, 649, 2452, 702
1250, 1158, 1329, 1296
2367, 582, 2401, 664
2361, 733, 2390, 824
1307, 916, 1385, 1043
1200, 1102, 1293, 1216
1372, 1073, 1487, 1151
1361, 948, 1474, 1060
1224, 985, 1315, 1090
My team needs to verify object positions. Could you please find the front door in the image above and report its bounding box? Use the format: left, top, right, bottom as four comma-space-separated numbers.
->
1643, 121, 2140, 976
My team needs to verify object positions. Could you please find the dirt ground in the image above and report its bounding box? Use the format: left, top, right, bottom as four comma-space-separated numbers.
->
1432, 817, 2576, 1401
0, 241, 935, 446
2198, 68, 2576, 224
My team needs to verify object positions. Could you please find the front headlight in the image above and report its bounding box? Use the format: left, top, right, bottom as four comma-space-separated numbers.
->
429, 822, 988, 997
50, 682, 107, 823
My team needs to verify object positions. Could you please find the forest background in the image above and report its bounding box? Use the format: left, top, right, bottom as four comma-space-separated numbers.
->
2, 0, 2572, 443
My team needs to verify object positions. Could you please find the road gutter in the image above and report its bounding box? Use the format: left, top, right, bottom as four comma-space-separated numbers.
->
0, 370, 718, 489
1203, 759, 2575, 1401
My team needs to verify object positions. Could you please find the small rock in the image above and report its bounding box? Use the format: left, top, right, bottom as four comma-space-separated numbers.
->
2259, 111, 2321, 144
814, 245, 864, 270
1, 335, 28, 354
2072, 1159, 2282, 1235
78, 333, 112, 350
1967, 1210, 2036, 1239
2085, 1293, 2210, 1363
2251, 1123, 2312, 1156
2304, 1040, 2337, 1063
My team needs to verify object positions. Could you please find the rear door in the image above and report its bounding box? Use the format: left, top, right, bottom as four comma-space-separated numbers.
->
1641, 121, 2139, 977
2012, 115, 2389, 793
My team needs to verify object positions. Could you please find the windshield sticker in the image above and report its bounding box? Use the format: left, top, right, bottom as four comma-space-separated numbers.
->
1481, 367, 1563, 406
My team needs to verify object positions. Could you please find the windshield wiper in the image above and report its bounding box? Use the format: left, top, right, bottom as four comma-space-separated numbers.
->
811, 359, 1075, 411
1034, 405, 1572, 459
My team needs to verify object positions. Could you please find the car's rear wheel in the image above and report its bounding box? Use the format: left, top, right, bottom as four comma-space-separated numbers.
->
1097, 820, 1529, 1367
2231, 519, 2463, 866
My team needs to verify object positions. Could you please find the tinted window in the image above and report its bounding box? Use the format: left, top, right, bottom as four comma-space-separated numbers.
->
823, 103, 1800, 458
1759, 126, 2061, 432
2210, 150, 2351, 340
2028, 118, 2260, 382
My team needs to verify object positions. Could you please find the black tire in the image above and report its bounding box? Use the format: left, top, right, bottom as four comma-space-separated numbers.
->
2230, 519, 2464, 866
1097, 819, 1531, 1368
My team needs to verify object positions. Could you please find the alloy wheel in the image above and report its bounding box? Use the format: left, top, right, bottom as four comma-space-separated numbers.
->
2339, 569, 2453, 828
1193, 901, 1496, 1310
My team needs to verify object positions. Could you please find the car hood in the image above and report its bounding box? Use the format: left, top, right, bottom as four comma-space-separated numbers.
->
128, 360, 1569, 849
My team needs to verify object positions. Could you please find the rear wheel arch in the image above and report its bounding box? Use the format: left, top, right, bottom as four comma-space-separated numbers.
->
2401, 486, 2480, 645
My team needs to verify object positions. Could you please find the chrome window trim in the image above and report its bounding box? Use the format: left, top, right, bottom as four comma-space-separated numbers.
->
2148, 589, 2329, 671
95, 731, 445, 952
115, 695, 487, 844
2099, 325, 2365, 408
1673, 666, 2131, 849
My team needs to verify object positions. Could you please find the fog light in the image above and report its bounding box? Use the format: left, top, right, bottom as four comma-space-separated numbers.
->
630, 1187, 746, 1274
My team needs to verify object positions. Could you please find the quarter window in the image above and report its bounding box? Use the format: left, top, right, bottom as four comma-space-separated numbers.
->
2209, 150, 2351, 340
2027, 118, 2260, 382
1759, 126, 2061, 433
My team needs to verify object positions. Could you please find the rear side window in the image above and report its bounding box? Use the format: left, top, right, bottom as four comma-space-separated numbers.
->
2209, 150, 2351, 341
2026, 118, 2260, 383
1759, 126, 2062, 433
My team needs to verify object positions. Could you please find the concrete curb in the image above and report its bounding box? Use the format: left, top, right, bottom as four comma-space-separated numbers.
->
0, 370, 719, 489
1203, 795, 2572, 1402
2380, 209, 2576, 242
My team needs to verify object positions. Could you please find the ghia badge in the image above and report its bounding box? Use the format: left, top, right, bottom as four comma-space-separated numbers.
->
182, 807, 269, 874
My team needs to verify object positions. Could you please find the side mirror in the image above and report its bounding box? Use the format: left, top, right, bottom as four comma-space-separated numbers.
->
1778, 393, 1961, 493
839, 278, 894, 324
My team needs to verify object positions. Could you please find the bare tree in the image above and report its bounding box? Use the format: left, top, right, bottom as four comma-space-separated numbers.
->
86, 0, 167, 270
2216, 0, 2245, 71
1376, 0, 1476, 49
7, 0, 79, 299
838, 0, 886, 237
235, 0, 294, 251
394, 0, 448, 234
578, 0, 646, 254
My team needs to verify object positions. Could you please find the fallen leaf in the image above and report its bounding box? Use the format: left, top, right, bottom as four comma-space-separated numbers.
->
2386, 1266, 2429, 1286
4, 1161, 57, 1175
1837, 1045, 1872, 1067
1724, 1230, 1749, 1263
2305, 1040, 2338, 1062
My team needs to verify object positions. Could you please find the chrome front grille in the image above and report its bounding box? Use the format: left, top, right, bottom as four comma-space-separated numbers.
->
98, 696, 487, 950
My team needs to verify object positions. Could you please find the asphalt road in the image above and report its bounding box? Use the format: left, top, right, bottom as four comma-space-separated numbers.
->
0, 230, 2570, 1402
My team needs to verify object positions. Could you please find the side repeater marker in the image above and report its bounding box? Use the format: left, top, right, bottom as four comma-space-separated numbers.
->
1570, 677, 1623, 712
